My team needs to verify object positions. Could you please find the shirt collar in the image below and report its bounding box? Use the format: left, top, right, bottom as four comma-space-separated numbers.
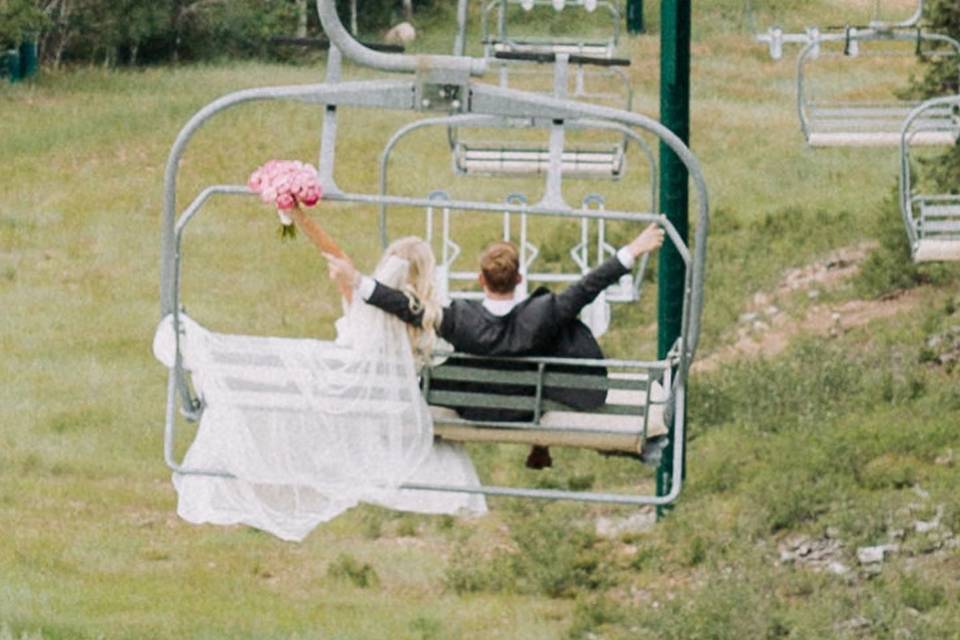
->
481, 290, 526, 316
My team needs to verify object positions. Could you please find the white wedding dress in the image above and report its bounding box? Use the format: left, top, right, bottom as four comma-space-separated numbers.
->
154, 256, 486, 542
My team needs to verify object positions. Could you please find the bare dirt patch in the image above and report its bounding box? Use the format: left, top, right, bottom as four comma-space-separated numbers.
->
695, 244, 926, 373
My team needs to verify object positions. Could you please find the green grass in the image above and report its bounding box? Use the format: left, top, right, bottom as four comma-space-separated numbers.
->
2, 1, 960, 637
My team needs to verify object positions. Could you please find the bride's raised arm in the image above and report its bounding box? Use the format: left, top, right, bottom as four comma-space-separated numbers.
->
285, 205, 354, 302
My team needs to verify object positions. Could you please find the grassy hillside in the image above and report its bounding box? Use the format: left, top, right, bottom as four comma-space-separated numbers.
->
1, 1, 959, 638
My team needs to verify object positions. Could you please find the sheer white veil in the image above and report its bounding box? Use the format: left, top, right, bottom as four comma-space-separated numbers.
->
168, 254, 435, 541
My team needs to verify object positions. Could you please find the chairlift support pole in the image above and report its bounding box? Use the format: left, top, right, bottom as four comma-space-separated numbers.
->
656, 0, 690, 517
627, 0, 644, 34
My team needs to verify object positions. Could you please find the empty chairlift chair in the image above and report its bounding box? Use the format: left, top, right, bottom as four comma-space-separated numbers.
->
450, 0, 633, 177
481, 0, 622, 61
477, 0, 630, 104
797, 27, 960, 147
449, 54, 635, 180
899, 94, 960, 262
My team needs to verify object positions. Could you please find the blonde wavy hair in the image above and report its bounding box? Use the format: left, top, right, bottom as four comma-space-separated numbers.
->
377, 236, 442, 366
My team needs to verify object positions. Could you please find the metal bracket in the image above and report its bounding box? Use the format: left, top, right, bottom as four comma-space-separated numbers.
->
416, 83, 466, 112
415, 69, 469, 112
756, 26, 820, 61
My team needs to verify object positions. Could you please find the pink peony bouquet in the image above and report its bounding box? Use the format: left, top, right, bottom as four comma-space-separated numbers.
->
247, 160, 324, 238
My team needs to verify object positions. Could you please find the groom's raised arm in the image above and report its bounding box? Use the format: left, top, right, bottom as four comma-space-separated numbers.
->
552, 224, 665, 324
552, 255, 630, 323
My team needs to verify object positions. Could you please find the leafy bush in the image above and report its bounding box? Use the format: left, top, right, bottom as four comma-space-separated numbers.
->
691, 339, 868, 434
326, 553, 380, 589
899, 573, 947, 613
902, 0, 960, 201
445, 503, 611, 598
565, 595, 625, 640
855, 191, 957, 298
0, 0, 46, 48
408, 615, 444, 640
26, 0, 444, 67
858, 453, 919, 490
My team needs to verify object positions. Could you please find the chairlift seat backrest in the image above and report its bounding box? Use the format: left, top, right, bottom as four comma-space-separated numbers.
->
454, 143, 625, 177
424, 357, 669, 454
807, 103, 960, 147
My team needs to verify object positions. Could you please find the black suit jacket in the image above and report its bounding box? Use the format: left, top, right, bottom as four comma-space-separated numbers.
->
366, 256, 630, 419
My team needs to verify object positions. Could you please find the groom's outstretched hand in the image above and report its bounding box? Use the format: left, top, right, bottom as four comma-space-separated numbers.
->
626, 224, 666, 259
323, 253, 361, 299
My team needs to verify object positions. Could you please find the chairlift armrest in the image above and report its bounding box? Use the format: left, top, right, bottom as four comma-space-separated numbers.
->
493, 51, 630, 67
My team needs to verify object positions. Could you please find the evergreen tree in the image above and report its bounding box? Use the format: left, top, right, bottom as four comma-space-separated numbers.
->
912, 0, 960, 194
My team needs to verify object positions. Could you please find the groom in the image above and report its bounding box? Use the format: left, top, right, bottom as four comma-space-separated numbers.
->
326, 224, 664, 468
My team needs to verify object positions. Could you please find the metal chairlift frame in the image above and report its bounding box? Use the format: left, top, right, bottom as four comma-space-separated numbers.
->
757, 0, 926, 60
796, 27, 960, 147
159, 0, 709, 507
899, 94, 960, 262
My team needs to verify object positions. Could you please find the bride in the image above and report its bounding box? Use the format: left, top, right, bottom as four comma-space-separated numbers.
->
162, 208, 486, 542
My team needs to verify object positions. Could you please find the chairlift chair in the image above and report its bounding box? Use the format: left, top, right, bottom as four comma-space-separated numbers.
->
157, 0, 709, 508
481, 0, 623, 61
797, 27, 960, 147
477, 0, 633, 111
449, 0, 633, 180
899, 94, 960, 262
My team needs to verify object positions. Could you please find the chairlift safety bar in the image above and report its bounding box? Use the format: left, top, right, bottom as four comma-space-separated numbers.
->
756, 0, 926, 60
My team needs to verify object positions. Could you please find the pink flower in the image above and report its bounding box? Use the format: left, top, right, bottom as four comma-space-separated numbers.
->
248, 160, 323, 223
300, 186, 321, 206
276, 192, 296, 210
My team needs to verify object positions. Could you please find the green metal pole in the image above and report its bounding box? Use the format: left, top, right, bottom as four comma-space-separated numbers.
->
627, 0, 645, 34
656, 0, 690, 517
6, 48, 22, 83
19, 34, 38, 80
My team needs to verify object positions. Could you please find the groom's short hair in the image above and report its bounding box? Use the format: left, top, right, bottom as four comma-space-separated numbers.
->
480, 241, 521, 294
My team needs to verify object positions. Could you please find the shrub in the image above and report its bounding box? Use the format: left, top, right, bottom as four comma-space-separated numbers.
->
900, 573, 947, 613
565, 596, 625, 640
444, 504, 610, 598
326, 553, 380, 589
691, 339, 867, 434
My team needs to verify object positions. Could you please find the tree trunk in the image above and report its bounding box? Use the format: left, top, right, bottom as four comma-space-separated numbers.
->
350, 0, 358, 35
402, 0, 413, 22
296, 0, 308, 38
52, 35, 67, 70
41, 0, 70, 68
